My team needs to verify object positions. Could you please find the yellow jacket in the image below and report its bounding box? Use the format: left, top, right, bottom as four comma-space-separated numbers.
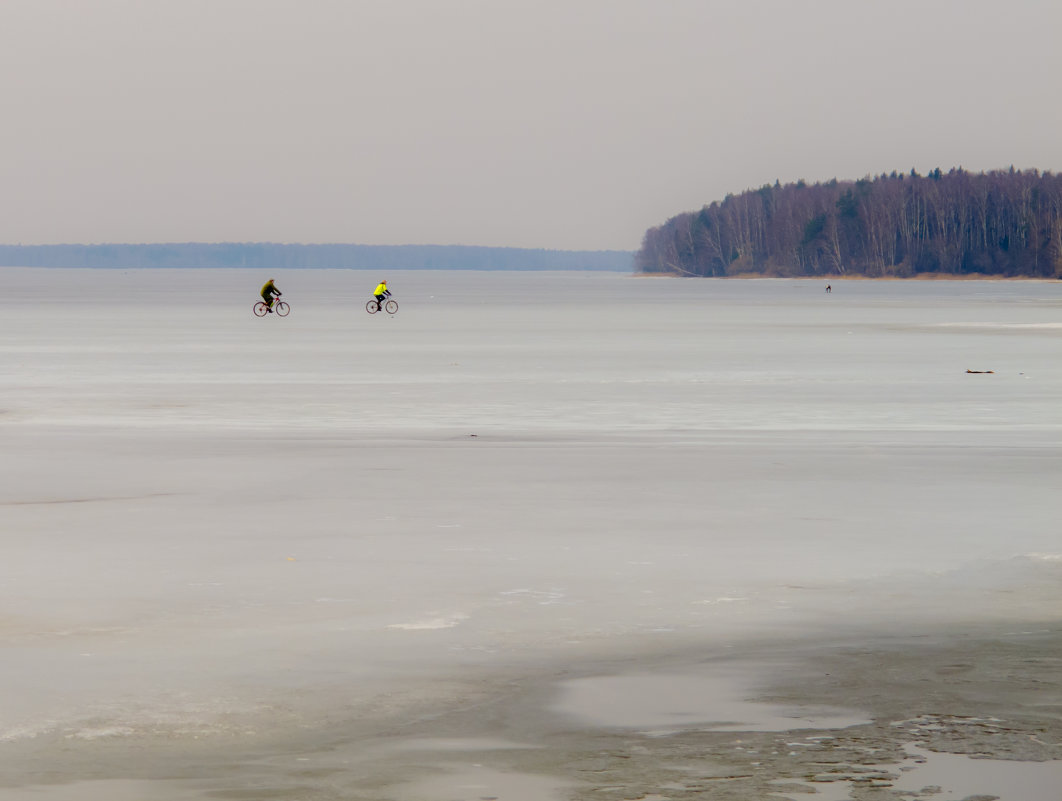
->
374, 283, 388, 296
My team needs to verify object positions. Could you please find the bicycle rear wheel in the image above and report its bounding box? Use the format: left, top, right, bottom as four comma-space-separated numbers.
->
365, 300, 379, 314
384, 300, 398, 314
253, 302, 269, 317
275, 301, 290, 317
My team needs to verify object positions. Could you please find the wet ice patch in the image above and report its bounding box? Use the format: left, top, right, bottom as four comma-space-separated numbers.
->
553, 670, 870, 732
893, 745, 1062, 800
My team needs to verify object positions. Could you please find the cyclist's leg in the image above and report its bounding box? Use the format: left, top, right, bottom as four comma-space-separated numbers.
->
375, 294, 385, 310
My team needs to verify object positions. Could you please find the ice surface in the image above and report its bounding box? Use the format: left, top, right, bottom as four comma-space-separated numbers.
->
2, 268, 1061, 749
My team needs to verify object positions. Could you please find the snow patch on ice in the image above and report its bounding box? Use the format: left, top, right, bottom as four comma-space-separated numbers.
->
388, 614, 468, 630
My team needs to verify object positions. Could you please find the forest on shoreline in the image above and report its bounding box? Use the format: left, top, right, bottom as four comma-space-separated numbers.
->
0, 243, 633, 272
636, 168, 1062, 279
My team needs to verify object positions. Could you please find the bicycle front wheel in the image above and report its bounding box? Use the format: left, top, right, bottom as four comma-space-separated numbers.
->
253, 302, 269, 317
274, 301, 290, 317
365, 300, 379, 314
384, 300, 398, 314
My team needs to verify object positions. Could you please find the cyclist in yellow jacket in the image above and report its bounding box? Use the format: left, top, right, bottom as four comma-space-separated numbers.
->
373, 280, 391, 311
260, 279, 282, 312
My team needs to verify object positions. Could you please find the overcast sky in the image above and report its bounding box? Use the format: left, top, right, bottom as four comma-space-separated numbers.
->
2, 0, 1060, 250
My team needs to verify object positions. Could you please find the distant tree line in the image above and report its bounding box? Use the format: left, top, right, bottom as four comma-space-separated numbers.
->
0, 243, 633, 272
636, 168, 1062, 278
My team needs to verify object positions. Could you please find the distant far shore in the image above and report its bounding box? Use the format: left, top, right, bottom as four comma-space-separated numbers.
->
636, 271, 1061, 280
0, 243, 633, 272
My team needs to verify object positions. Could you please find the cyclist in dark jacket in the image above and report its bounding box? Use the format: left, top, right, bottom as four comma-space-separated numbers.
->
260, 279, 282, 312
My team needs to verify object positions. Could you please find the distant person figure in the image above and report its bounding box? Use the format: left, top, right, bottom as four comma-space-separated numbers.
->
373, 280, 391, 311
260, 279, 282, 312
825, 284, 832, 293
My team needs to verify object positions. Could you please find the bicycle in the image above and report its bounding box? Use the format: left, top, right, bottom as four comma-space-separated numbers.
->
253, 298, 290, 317
366, 297, 398, 314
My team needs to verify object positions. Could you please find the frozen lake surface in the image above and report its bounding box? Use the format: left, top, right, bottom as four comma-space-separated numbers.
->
1, 268, 1061, 795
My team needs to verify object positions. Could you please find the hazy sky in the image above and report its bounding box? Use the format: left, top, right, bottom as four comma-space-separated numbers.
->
2, 0, 1060, 250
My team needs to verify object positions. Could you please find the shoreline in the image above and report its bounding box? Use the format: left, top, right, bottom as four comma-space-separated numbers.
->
3, 621, 1060, 800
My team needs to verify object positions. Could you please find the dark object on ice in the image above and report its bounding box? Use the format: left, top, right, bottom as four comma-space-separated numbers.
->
966, 369, 994, 374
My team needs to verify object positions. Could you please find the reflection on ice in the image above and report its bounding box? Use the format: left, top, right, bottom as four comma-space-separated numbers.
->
893, 745, 1062, 801
554, 670, 871, 732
